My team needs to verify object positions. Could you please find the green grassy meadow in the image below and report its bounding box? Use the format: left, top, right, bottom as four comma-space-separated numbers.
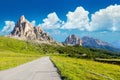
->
51, 56, 120, 80
0, 36, 42, 70
0, 51, 42, 70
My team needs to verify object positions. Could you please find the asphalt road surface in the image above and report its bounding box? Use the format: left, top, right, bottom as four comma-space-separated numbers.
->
0, 57, 61, 80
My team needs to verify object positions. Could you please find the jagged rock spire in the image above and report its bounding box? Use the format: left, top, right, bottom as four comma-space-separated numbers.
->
20, 15, 25, 21
64, 34, 82, 46
10, 15, 55, 43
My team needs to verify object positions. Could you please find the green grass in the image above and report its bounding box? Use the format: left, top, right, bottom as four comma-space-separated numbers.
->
0, 50, 42, 70
94, 58, 120, 65
0, 36, 43, 70
0, 36, 38, 54
0, 36, 49, 70
51, 56, 120, 80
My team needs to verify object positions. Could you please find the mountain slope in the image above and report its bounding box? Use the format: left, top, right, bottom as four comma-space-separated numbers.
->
82, 36, 120, 52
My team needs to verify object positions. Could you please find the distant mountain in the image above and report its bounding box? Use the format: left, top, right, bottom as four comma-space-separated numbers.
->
111, 40, 120, 48
82, 36, 120, 52
10, 15, 55, 43
64, 34, 82, 46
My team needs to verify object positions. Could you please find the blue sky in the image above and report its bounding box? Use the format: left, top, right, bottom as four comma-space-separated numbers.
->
0, 0, 120, 42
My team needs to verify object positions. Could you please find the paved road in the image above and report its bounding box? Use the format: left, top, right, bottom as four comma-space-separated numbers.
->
0, 57, 61, 80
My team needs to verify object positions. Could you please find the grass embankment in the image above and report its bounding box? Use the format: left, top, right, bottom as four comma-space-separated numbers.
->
0, 36, 42, 70
0, 36, 38, 54
0, 51, 42, 70
51, 56, 120, 80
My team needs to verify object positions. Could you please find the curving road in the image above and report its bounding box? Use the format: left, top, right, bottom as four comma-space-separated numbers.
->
0, 57, 61, 80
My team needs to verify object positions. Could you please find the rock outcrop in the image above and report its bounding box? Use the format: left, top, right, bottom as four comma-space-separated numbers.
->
64, 34, 82, 46
10, 15, 55, 43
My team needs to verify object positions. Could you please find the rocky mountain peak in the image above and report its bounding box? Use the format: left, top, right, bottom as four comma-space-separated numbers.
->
18, 15, 29, 25
11, 15, 33, 37
20, 15, 25, 21
10, 15, 55, 43
64, 34, 82, 46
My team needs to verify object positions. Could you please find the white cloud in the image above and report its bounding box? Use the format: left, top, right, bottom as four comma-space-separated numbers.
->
90, 4, 120, 31
61, 5, 120, 32
39, 5, 120, 32
40, 12, 64, 29
61, 7, 90, 31
1, 21, 15, 34
31, 20, 36, 26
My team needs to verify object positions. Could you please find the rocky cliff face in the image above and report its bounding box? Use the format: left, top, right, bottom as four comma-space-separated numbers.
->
64, 34, 82, 46
10, 15, 55, 43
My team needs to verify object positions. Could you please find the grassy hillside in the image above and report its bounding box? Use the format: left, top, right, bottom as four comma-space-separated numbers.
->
0, 36, 119, 58
56, 45, 120, 59
0, 36, 38, 54
0, 36, 42, 70
0, 36, 60, 54
51, 56, 120, 80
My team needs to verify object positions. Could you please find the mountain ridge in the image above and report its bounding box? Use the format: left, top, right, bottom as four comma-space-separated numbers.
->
82, 36, 120, 52
64, 34, 120, 52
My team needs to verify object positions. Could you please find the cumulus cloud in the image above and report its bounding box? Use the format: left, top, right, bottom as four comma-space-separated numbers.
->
1, 21, 15, 34
61, 5, 120, 32
90, 4, 120, 31
40, 12, 64, 29
61, 7, 90, 30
